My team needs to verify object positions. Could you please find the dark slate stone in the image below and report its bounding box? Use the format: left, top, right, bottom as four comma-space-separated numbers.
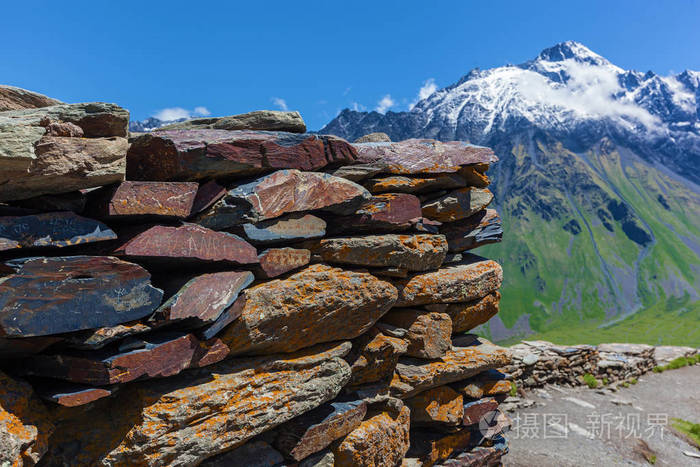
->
327, 194, 422, 234
0, 211, 116, 252
241, 213, 326, 245
440, 209, 502, 252
200, 440, 285, 467
0, 256, 163, 337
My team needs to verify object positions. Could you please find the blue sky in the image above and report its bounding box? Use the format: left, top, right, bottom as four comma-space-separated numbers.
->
2, 1, 699, 130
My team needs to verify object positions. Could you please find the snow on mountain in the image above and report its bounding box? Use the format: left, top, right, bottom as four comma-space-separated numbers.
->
322, 41, 700, 183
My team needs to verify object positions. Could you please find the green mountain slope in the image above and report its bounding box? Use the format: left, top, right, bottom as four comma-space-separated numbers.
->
475, 131, 700, 346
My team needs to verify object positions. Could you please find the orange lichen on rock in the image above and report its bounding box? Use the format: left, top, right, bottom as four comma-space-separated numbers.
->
405, 386, 464, 428
380, 310, 452, 359
219, 264, 398, 355
0, 371, 55, 467
333, 404, 410, 467
390, 337, 512, 399
316, 234, 447, 271
421, 187, 493, 223
394, 255, 503, 307
346, 327, 409, 386
42, 342, 352, 466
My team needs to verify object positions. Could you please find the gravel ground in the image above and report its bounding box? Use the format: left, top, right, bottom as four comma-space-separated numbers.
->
503, 365, 700, 466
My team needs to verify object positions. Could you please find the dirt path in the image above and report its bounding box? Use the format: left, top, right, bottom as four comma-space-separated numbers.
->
503, 366, 700, 466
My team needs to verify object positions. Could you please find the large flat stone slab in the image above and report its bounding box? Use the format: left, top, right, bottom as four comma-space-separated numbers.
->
219, 264, 397, 355
0, 256, 162, 337
114, 223, 258, 266
89, 181, 199, 219
0, 211, 116, 251
24, 331, 229, 385
353, 140, 497, 175
316, 234, 447, 271
127, 130, 356, 181
195, 170, 370, 229
1, 102, 129, 137
440, 209, 502, 252
394, 255, 503, 307
390, 337, 511, 398
422, 188, 493, 223
256, 248, 311, 279
43, 342, 351, 466
151, 271, 253, 326
158, 110, 306, 133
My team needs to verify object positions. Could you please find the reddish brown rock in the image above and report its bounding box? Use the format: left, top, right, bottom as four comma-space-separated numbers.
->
0, 370, 55, 466
36, 382, 116, 408
461, 398, 499, 426
219, 265, 398, 356
256, 248, 311, 279
407, 429, 473, 466
89, 181, 199, 219
347, 328, 409, 386
195, 170, 370, 230
0, 211, 116, 251
329, 194, 422, 234
0, 85, 62, 111
24, 332, 229, 385
380, 310, 452, 359
421, 187, 493, 223
2, 102, 129, 137
365, 174, 467, 194
390, 337, 511, 399
273, 400, 367, 461
316, 234, 447, 272
333, 404, 411, 467
425, 292, 501, 334
353, 140, 497, 175
440, 209, 502, 252
42, 342, 351, 466
241, 213, 327, 244
405, 386, 464, 428
151, 271, 254, 325
127, 130, 357, 181
189, 179, 227, 215
113, 223, 258, 266
0, 256, 163, 337
394, 255, 503, 307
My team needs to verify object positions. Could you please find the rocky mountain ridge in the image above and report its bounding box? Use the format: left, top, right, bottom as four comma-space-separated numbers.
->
321, 42, 700, 344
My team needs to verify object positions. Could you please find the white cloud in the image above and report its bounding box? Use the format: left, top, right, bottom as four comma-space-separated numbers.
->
351, 102, 366, 112
153, 106, 211, 121
375, 94, 395, 114
193, 106, 211, 116
271, 97, 288, 111
409, 78, 438, 110
516, 60, 659, 129
343, 87, 351, 96
154, 107, 191, 121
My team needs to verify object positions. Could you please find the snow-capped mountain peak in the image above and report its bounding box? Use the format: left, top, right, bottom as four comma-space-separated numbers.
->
321, 41, 700, 184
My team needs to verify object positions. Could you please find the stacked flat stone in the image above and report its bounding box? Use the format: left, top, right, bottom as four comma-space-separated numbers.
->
0, 88, 511, 467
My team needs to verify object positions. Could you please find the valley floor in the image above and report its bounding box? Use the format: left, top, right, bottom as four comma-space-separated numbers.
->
504, 366, 700, 466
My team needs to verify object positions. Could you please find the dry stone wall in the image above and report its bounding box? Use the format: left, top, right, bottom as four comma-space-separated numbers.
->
0, 89, 512, 467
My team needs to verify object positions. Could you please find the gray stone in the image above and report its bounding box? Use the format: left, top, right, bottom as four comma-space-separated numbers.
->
159, 110, 306, 133
0, 85, 62, 111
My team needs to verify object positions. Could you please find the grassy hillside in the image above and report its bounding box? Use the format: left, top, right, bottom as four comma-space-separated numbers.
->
476, 133, 700, 346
